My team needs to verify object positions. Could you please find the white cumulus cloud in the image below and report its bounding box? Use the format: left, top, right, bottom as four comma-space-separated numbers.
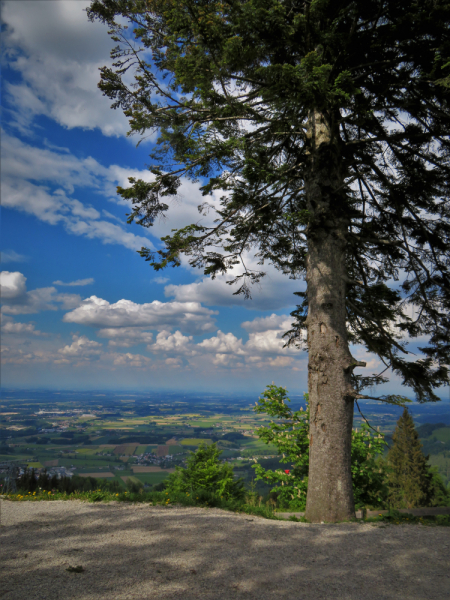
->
165, 257, 305, 311
148, 330, 195, 355
0, 271, 27, 299
2, 0, 130, 138
1, 315, 44, 336
110, 352, 152, 368
63, 296, 217, 335
1, 271, 81, 315
198, 331, 245, 355
58, 334, 103, 357
241, 314, 293, 333
97, 327, 154, 348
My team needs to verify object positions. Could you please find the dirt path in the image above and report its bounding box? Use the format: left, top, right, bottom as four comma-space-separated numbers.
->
1, 500, 449, 600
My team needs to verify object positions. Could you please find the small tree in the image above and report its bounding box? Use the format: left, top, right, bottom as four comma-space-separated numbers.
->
165, 442, 245, 500
253, 385, 387, 510
386, 408, 433, 509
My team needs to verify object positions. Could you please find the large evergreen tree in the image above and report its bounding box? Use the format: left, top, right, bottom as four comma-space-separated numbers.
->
386, 408, 433, 508
87, 0, 450, 522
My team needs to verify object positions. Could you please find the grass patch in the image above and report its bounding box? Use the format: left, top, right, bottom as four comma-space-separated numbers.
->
8, 490, 446, 528
364, 510, 450, 527
132, 472, 172, 485
180, 438, 212, 446
167, 445, 184, 454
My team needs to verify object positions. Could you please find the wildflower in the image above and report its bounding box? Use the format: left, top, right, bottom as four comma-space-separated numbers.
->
284, 470, 290, 475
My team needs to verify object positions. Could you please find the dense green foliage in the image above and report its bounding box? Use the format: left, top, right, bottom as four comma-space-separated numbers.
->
386, 409, 449, 508
88, 0, 450, 403
165, 442, 245, 500
252, 385, 387, 509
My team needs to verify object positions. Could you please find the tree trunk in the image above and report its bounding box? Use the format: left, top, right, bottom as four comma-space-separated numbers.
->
304, 111, 364, 523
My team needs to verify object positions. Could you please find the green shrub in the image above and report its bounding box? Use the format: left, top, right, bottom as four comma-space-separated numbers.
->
252, 385, 388, 510
165, 442, 245, 500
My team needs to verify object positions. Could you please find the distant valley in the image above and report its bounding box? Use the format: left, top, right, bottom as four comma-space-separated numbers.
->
1, 389, 449, 488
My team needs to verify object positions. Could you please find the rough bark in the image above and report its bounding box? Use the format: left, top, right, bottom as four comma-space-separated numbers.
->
304, 111, 364, 523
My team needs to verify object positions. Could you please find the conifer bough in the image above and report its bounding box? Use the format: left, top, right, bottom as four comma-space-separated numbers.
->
88, 0, 450, 522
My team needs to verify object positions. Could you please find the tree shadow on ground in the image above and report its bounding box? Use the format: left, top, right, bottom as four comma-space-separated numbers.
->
1, 500, 448, 600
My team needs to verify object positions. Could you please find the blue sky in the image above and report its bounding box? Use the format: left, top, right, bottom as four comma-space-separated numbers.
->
1, 1, 443, 396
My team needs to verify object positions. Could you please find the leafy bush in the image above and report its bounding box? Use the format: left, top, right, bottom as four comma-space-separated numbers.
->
165, 442, 245, 500
252, 385, 388, 510
126, 479, 144, 494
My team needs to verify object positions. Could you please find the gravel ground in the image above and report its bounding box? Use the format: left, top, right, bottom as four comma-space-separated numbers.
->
1, 500, 449, 600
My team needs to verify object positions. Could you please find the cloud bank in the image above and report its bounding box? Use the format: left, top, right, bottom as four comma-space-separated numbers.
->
1, 271, 81, 315
63, 295, 218, 335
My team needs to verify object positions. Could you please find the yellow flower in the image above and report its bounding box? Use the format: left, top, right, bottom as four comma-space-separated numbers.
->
116, 493, 119, 496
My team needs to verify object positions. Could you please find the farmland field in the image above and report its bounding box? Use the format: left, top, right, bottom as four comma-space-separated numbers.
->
180, 438, 212, 446
78, 472, 116, 478
132, 466, 169, 473
113, 444, 138, 455
2, 389, 449, 490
